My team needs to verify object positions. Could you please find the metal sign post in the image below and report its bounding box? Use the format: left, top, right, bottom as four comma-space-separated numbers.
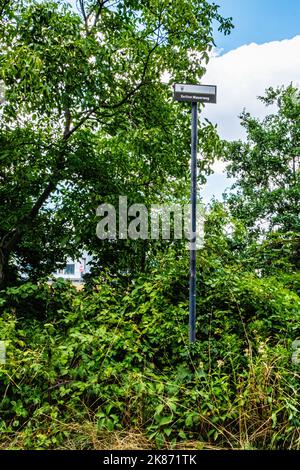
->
189, 101, 197, 344
174, 83, 217, 344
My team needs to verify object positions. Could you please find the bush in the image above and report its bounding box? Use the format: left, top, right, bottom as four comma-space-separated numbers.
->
0, 257, 300, 449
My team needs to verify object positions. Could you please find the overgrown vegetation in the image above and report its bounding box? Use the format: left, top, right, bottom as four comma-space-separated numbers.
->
1, 216, 300, 449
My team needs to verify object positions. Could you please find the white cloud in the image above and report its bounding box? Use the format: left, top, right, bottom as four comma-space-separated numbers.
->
202, 35, 300, 141
201, 36, 300, 201
210, 159, 227, 174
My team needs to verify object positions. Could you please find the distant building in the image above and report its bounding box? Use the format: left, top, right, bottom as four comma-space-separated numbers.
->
53, 253, 92, 284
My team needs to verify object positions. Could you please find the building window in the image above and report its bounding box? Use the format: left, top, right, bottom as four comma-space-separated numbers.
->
64, 264, 75, 275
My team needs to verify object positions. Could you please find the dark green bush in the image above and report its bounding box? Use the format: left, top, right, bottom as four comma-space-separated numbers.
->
0, 256, 300, 449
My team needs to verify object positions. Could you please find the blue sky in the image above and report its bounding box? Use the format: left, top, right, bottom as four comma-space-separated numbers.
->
203, 0, 300, 201
214, 0, 300, 53
66, 1, 300, 201
68, 1, 300, 54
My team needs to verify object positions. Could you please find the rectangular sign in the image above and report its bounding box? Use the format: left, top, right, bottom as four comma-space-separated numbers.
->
173, 83, 217, 103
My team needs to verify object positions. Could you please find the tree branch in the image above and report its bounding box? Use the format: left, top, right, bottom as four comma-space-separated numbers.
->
63, 107, 72, 139
0, 0, 11, 17
77, 0, 88, 32
91, 0, 109, 32
64, 108, 95, 140
83, 0, 111, 36
100, 42, 159, 110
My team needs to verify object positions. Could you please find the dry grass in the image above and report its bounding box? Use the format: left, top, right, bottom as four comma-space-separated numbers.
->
0, 423, 227, 451
59, 424, 154, 450
55, 422, 230, 450
58, 431, 226, 451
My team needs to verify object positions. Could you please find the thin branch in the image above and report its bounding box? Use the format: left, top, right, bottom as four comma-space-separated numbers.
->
85, 0, 111, 36
92, 0, 109, 31
77, 0, 87, 23
63, 107, 72, 139
100, 41, 160, 110
64, 108, 95, 140
0, 0, 11, 17
47, 380, 75, 391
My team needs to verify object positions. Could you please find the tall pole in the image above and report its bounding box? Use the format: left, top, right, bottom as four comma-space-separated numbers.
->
189, 101, 198, 344
173, 83, 216, 344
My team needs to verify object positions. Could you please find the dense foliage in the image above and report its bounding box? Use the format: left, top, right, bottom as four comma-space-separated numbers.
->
0, 0, 231, 286
1, 206, 300, 450
223, 86, 300, 270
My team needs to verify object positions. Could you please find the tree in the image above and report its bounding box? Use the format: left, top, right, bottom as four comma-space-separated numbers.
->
224, 86, 300, 233
223, 86, 300, 270
0, 0, 232, 287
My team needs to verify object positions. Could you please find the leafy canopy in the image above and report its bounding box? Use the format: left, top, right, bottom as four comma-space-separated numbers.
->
0, 0, 232, 285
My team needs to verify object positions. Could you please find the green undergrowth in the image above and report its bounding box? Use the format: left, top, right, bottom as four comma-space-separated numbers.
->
0, 255, 300, 449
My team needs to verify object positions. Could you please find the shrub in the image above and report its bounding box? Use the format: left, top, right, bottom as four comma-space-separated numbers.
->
0, 258, 299, 449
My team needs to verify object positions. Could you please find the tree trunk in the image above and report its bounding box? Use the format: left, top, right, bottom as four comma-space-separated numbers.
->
0, 247, 9, 290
